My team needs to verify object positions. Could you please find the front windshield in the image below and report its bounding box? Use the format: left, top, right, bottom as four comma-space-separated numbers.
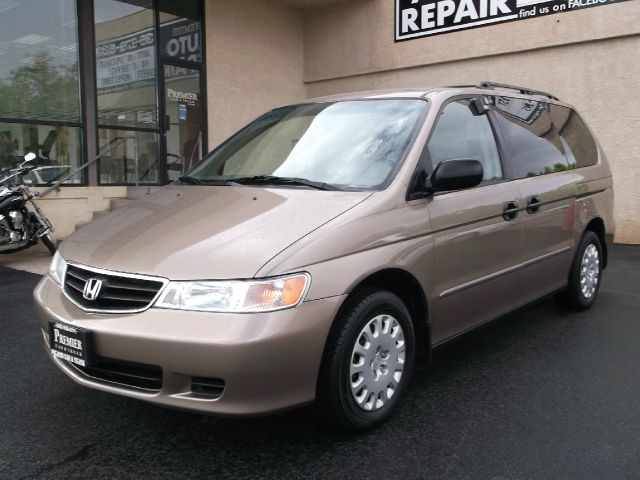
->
186, 99, 427, 190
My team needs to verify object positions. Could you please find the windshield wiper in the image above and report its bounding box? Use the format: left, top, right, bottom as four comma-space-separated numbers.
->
230, 175, 342, 191
178, 175, 203, 185
178, 176, 238, 186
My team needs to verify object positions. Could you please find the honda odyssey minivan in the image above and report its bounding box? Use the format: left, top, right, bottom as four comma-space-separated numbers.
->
34, 82, 614, 431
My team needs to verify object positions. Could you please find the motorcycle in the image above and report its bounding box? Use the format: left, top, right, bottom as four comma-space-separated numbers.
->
0, 153, 56, 255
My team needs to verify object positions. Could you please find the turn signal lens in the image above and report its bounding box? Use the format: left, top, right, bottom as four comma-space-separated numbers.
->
282, 275, 308, 306
154, 273, 310, 313
244, 275, 308, 310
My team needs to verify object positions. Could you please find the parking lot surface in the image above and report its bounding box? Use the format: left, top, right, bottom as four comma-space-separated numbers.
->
1, 245, 639, 480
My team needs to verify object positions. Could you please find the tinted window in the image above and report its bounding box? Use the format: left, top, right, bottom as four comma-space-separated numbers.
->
549, 105, 598, 168
491, 97, 569, 178
427, 100, 503, 182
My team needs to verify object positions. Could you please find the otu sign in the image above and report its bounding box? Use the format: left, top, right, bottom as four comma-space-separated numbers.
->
395, 0, 631, 41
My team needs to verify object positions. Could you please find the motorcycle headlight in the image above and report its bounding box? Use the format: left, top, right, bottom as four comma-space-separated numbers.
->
154, 273, 310, 313
49, 251, 67, 286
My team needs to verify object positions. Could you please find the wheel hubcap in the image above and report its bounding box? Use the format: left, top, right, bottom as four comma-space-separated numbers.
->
349, 314, 405, 412
580, 243, 600, 299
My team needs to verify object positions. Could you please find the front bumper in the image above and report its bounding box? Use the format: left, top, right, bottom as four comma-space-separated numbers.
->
34, 275, 345, 415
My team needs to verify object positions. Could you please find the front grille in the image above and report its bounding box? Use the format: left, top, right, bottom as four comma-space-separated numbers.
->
63, 263, 166, 313
71, 357, 163, 392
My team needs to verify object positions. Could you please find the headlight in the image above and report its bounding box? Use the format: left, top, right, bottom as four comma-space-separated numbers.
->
49, 251, 67, 285
154, 273, 311, 313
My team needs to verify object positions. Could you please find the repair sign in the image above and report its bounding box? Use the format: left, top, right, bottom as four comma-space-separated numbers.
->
395, 0, 632, 41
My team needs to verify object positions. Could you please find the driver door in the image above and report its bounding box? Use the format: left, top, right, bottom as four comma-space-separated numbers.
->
426, 99, 525, 344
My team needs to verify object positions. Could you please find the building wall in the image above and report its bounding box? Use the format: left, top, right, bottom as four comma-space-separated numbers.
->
204, 0, 307, 146
299, 0, 639, 243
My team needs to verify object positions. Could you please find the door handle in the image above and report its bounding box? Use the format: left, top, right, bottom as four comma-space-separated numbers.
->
503, 201, 519, 221
526, 195, 541, 214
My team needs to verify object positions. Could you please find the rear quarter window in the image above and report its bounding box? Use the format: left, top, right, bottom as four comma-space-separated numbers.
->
491, 96, 570, 179
549, 105, 599, 168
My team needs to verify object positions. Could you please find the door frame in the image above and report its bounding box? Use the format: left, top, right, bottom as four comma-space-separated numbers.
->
158, 57, 207, 184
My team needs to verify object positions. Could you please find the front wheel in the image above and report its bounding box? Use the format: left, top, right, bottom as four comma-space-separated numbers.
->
41, 234, 57, 255
316, 289, 415, 432
555, 231, 603, 310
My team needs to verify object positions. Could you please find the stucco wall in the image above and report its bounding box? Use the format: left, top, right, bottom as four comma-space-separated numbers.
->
205, 0, 307, 146
300, 0, 640, 243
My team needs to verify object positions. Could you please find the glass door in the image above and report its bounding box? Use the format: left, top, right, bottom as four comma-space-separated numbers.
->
162, 63, 202, 182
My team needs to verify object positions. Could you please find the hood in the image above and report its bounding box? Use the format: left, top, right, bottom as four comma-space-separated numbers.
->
61, 185, 370, 280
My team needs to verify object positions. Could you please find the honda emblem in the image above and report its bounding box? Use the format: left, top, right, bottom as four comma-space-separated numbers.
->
83, 278, 103, 301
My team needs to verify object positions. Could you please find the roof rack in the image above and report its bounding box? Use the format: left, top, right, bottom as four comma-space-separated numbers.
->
476, 81, 559, 101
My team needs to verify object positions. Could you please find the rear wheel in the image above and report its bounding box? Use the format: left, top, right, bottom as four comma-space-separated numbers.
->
555, 231, 603, 310
316, 289, 415, 432
41, 234, 57, 255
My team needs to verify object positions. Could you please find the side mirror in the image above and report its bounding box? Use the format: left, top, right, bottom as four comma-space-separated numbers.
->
427, 158, 484, 193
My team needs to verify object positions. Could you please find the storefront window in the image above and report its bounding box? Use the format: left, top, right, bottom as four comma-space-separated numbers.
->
0, 0, 80, 122
0, 0, 81, 183
98, 129, 160, 185
0, 122, 82, 184
0, 0, 205, 188
94, 0, 158, 129
158, 0, 202, 63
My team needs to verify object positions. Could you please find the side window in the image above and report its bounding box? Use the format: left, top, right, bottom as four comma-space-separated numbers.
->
549, 105, 598, 168
491, 96, 569, 178
428, 100, 503, 183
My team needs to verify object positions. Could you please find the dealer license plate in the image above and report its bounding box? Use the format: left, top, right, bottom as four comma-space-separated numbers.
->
48, 321, 94, 367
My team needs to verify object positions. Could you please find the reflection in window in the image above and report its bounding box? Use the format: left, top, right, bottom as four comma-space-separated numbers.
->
98, 129, 159, 185
191, 100, 427, 190
159, 0, 202, 63
0, 122, 82, 184
0, 0, 80, 122
549, 105, 598, 168
94, 0, 158, 128
492, 98, 569, 178
428, 101, 503, 183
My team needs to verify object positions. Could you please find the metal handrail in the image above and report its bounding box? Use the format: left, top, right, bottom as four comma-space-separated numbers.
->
37, 136, 131, 198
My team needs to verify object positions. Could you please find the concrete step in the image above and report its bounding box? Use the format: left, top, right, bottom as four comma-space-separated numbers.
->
109, 198, 132, 210
92, 210, 112, 220
70, 196, 132, 234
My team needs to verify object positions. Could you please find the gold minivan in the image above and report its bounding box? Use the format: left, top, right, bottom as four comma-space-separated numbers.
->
34, 82, 614, 431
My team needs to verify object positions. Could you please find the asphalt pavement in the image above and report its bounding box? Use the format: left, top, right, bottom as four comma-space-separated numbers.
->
1, 245, 639, 480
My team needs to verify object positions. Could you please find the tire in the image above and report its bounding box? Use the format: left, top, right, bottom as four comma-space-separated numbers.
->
554, 231, 603, 310
41, 234, 57, 255
316, 289, 416, 432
